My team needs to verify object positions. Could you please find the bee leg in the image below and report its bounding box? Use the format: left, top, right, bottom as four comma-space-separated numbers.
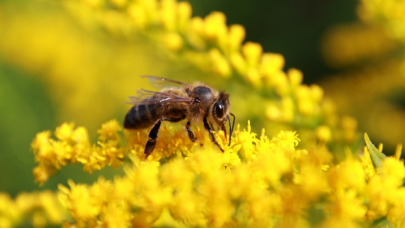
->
144, 119, 162, 160
186, 121, 203, 146
203, 117, 224, 152
145, 116, 185, 160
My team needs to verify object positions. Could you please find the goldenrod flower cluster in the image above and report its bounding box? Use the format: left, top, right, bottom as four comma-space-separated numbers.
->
320, 0, 405, 149
31, 120, 125, 184
322, 24, 397, 68
0, 191, 66, 228
357, 0, 405, 43
22, 120, 405, 227
323, 0, 405, 67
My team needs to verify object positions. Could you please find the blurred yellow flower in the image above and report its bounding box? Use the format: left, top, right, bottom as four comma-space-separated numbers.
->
321, 0, 405, 150
0, 191, 66, 228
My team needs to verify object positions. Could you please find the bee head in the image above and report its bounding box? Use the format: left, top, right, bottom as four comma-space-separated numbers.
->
211, 92, 235, 146
212, 92, 229, 122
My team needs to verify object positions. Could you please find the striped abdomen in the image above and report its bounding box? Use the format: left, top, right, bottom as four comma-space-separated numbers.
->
124, 102, 163, 129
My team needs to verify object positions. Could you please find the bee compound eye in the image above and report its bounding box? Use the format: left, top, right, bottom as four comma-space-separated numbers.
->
214, 100, 225, 119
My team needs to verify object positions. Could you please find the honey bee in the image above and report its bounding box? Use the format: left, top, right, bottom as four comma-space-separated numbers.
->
124, 76, 235, 159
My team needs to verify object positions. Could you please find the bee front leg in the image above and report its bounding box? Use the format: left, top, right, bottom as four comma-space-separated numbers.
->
144, 119, 162, 160
186, 121, 203, 146
203, 117, 224, 152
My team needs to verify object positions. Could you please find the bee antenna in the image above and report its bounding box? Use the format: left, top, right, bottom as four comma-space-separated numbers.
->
228, 113, 236, 146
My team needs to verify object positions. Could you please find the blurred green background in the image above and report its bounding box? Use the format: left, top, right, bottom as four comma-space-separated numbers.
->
0, 0, 384, 198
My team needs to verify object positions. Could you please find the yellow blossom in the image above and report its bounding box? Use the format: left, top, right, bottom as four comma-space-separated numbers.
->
242, 42, 263, 67
227, 24, 245, 53
246, 68, 261, 86
233, 121, 257, 161
329, 158, 365, 191
59, 180, 102, 222
288, 68, 303, 88
55, 122, 75, 141
261, 53, 285, 82
0, 191, 66, 228
208, 48, 231, 77
322, 190, 367, 228
163, 32, 184, 51
97, 119, 122, 141
25, 119, 405, 227
360, 146, 375, 180
316, 125, 332, 142
203, 12, 227, 42
177, 1, 192, 30
296, 85, 314, 115
31, 120, 125, 183
271, 130, 300, 152
265, 103, 281, 121
230, 52, 247, 74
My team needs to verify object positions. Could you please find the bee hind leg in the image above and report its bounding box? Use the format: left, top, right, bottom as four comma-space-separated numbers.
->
144, 120, 162, 160
203, 117, 224, 152
144, 116, 185, 160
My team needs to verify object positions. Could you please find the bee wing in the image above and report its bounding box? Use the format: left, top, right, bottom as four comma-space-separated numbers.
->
141, 75, 188, 89
124, 89, 193, 105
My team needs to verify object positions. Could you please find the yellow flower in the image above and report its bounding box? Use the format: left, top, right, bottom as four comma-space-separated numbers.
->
208, 48, 231, 77
295, 163, 328, 199
360, 146, 376, 180
328, 158, 365, 192
99, 141, 125, 169
160, 158, 194, 190
316, 125, 332, 142
0, 191, 66, 228
271, 130, 300, 154
55, 122, 75, 141
222, 148, 241, 169
386, 189, 405, 226
168, 191, 206, 226
322, 190, 367, 228
233, 121, 257, 161
254, 149, 291, 187
59, 180, 102, 223
163, 32, 184, 51
242, 42, 262, 67
381, 157, 405, 187
26, 119, 405, 227
31, 120, 126, 183
97, 119, 122, 141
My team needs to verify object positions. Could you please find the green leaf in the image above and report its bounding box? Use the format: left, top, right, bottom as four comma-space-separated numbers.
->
364, 133, 386, 169
370, 216, 392, 228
